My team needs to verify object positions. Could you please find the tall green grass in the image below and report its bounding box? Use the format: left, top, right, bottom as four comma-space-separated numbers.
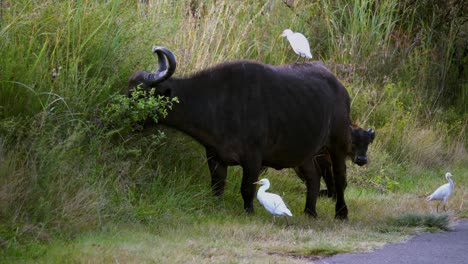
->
320, 0, 398, 66
0, 0, 466, 257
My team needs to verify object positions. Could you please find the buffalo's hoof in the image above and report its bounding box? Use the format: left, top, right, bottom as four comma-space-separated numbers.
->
212, 190, 225, 197
335, 207, 348, 220
318, 189, 329, 197
334, 214, 348, 220
304, 209, 318, 218
319, 189, 337, 200
244, 207, 254, 214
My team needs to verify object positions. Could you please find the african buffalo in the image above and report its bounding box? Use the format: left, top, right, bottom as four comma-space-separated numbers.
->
128, 46, 354, 219
316, 127, 375, 199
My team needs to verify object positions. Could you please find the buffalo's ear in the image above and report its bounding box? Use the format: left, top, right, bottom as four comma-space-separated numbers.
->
368, 128, 376, 143
350, 126, 359, 144
351, 126, 357, 136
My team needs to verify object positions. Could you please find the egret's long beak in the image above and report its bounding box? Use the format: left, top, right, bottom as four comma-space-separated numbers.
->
253, 181, 260, 185
278, 33, 285, 38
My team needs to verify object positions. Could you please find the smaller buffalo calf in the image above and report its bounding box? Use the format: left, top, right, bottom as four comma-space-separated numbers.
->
317, 126, 375, 199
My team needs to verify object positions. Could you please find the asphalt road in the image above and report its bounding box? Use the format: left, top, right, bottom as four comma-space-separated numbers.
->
317, 219, 468, 264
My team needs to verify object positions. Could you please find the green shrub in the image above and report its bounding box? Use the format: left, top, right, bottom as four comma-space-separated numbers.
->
393, 213, 451, 231
99, 85, 179, 137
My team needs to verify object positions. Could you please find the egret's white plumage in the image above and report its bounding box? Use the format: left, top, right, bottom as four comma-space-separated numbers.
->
281, 29, 312, 63
254, 178, 292, 218
426, 172, 454, 212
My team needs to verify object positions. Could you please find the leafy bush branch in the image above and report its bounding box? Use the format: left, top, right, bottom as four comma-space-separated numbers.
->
99, 85, 179, 137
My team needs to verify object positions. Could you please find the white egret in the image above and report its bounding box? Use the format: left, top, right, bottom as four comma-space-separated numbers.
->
426, 172, 454, 212
254, 178, 292, 224
280, 29, 312, 63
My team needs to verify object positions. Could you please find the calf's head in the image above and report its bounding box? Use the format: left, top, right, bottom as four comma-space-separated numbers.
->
350, 126, 375, 166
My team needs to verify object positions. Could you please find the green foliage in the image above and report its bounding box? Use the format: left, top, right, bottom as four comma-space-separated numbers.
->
293, 244, 349, 257
320, 0, 398, 66
348, 149, 404, 193
0, 0, 137, 119
100, 85, 179, 135
393, 213, 451, 231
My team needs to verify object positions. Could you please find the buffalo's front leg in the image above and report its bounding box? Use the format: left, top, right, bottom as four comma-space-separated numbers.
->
330, 152, 348, 220
206, 148, 227, 196
240, 157, 262, 213
295, 161, 320, 217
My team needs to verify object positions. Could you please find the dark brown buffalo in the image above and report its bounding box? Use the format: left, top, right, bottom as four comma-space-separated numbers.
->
128, 46, 355, 219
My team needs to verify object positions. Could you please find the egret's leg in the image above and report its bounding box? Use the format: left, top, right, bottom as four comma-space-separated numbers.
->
442, 198, 448, 211
436, 203, 439, 213
295, 55, 300, 63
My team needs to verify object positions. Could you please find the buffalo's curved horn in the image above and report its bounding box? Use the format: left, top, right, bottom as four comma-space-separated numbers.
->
144, 46, 177, 85
127, 46, 177, 92
368, 128, 376, 142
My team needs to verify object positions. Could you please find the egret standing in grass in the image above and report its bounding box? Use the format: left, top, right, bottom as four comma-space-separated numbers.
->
426, 172, 454, 212
280, 29, 312, 63
254, 178, 292, 224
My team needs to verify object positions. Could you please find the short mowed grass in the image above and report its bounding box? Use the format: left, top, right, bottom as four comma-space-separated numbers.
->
1, 0, 466, 263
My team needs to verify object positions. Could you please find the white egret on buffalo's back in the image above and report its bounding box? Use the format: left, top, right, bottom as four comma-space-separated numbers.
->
254, 178, 292, 224
426, 172, 454, 212
280, 29, 312, 63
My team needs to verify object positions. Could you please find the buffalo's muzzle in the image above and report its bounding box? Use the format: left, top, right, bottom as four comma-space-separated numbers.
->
354, 156, 367, 166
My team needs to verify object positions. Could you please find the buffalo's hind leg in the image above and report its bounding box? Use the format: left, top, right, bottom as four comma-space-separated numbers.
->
295, 160, 320, 217
206, 148, 228, 196
330, 152, 348, 220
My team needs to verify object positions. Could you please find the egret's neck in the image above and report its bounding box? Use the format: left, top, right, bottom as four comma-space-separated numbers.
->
447, 177, 454, 188
258, 184, 270, 194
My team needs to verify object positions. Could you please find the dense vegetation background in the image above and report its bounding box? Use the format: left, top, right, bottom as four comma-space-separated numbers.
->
0, 0, 466, 261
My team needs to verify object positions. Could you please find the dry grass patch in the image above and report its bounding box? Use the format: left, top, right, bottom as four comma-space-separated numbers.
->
24, 214, 412, 263
7, 177, 465, 263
